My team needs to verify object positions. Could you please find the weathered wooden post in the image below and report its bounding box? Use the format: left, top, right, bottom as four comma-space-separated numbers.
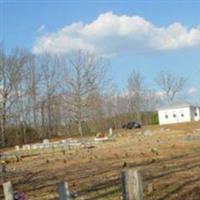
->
58, 181, 72, 200
3, 181, 14, 200
121, 169, 143, 200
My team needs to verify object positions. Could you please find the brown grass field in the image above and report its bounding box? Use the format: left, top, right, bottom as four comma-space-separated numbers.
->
1, 122, 200, 200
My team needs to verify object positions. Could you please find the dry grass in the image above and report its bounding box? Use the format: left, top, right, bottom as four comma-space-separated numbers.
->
1, 122, 200, 200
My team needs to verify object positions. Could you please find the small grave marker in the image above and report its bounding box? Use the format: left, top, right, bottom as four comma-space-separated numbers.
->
15, 146, 20, 151
109, 128, 113, 137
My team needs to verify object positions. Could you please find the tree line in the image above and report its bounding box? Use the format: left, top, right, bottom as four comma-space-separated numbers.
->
0, 45, 186, 147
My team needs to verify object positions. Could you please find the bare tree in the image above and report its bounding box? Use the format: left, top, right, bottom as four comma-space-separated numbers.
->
63, 51, 108, 136
143, 89, 160, 111
38, 53, 61, 138
14, 55, 41, 143
155, 71, 186, 103
0, 45, 28, 146
25, 55, 40, 127
127, 70, 144, 122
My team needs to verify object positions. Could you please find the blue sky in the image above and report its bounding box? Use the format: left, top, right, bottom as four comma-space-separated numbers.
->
1, 0, 200, 102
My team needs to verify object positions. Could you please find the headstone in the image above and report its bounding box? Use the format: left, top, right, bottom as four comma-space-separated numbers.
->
109, 128, 113, 137
15, 146, 20, 151
147, 183, 153, 193
43, 139, 49, 144
31, 144, 38, 150
27, 145, 31, 150
143, 130, 153, 136
62, 139, 66, 143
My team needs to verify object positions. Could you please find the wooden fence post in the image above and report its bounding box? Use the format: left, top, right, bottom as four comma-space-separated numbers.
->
58, 181, 72, 200
121, 169, 143, 200
3, 181, 14, 200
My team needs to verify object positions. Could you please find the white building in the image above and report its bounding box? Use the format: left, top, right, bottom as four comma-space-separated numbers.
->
158, 103, 200, 125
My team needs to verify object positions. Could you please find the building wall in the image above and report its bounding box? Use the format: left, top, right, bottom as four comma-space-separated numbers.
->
194, 107, 200, 121
158, 107, 191, 125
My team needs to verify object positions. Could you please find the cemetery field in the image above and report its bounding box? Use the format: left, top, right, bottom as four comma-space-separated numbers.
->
1, 122, 200, 200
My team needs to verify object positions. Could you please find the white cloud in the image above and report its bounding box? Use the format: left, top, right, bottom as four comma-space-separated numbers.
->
33, 12, 200, 55
187, 87, 198, 95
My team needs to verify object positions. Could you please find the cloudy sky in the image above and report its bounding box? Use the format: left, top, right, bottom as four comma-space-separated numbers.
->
1, 0, 200, 102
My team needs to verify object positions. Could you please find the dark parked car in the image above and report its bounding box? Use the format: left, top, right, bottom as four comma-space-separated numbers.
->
122, 121, 141, 129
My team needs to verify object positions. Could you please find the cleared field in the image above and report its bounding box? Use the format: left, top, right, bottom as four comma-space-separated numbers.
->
1, 122, 200, 200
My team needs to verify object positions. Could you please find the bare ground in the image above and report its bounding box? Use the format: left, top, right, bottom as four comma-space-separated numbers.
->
1, 122, 200, 200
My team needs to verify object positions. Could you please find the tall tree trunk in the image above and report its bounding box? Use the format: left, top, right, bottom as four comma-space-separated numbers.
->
41, 102, 46, 138
1, 117, 6, 147
1, 97, 7, 147
33, 94, 37, 128
47, 103, 51, 138
78, 120, 83, 137
23, 123, 27, 144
